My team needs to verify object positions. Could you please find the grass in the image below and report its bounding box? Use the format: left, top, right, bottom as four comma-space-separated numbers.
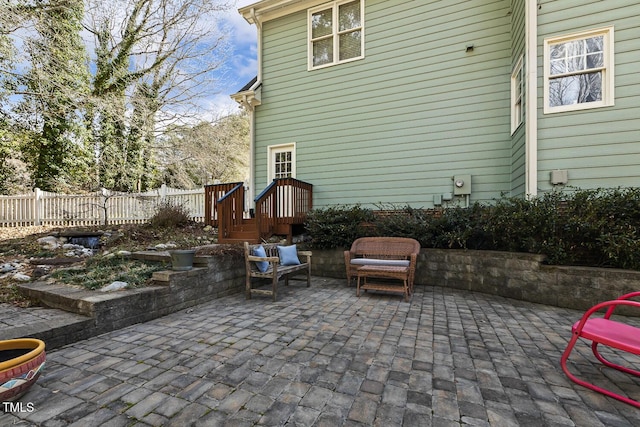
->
50, 256, 169, 291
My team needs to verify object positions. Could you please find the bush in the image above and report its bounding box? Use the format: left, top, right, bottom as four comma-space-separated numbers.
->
304, 188, 640, 270
304, 205, 375, 249
373, 205, 437, 247
431, 203, 493, 250
149, 201, 191, 228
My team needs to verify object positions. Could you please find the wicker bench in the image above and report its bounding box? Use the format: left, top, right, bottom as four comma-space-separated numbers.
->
244, 242, 311, 301
344, 237, 420, 300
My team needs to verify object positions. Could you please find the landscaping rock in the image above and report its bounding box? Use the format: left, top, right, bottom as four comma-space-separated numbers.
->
13, 273, 31, 282
100, 281, 128, 292
64, 248, 94, 258
28, 257, 82, 265
155, 243, 177, 250
37, 236, 62, 249
0, 263, 17, 273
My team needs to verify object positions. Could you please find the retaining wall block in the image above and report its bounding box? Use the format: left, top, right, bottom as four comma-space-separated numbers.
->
311, 248, 640, 312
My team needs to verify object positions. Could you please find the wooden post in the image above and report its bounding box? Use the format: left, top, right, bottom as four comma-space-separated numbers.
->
33, 188, 42, 226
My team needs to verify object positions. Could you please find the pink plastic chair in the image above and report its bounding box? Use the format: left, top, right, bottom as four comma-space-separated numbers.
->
561, 291, 640, 408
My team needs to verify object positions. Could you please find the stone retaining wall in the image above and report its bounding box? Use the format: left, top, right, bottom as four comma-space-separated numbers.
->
17, 252, 245, 349
312, 248, 640, 312
17, 247, 640, 350
86, 253, 246, 335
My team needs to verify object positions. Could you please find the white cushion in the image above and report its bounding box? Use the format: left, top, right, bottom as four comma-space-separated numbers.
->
350, 258, 410, 267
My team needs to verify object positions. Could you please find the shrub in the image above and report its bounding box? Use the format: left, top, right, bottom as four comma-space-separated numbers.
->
373, 205, 437, 247
431, 203, 492, 250
304, 188, 640, 270
149, 201, 191, 228
304, 205, 375, 249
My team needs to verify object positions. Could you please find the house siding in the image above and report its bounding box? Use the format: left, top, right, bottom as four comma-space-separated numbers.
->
536, 1, 640, 191
255, 0, 513, 208
510, 0, 526, 197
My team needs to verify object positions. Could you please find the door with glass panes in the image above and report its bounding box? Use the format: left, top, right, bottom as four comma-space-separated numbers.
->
268, 144, 296, 217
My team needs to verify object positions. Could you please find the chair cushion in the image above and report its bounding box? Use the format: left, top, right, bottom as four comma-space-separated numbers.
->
252, 245, 269, 272
350, 258, 410, 267
278, 245, 301, 266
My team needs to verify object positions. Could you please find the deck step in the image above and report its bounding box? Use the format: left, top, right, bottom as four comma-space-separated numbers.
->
218, 237, 260, 244
227, 230, 259, 239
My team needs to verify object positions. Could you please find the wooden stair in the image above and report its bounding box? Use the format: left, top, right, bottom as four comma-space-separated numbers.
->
219, 218, 260, 244
213, 178, 313, 245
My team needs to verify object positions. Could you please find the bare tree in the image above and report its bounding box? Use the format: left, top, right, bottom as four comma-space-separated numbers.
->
83, 0, 234, 191
159, 112, 249, 189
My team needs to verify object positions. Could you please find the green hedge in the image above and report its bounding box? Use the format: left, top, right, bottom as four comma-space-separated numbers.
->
304, 188, 640, 270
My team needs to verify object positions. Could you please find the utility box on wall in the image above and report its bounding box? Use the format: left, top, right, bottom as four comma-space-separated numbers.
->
550, 169, 568, 185
453, 175, 472, 195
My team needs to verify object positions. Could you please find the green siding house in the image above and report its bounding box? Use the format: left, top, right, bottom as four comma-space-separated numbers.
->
232, 0, 640, 210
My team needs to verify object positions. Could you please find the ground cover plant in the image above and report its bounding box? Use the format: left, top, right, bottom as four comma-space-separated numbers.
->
0, 203, 216, 305
305, 187, 640, 271
49, 257, 167, 291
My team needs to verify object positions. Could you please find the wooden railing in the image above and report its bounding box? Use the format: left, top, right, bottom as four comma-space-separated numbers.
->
215, 183, 245, 240
254, 178, 313, 241
204, 182, 244, 227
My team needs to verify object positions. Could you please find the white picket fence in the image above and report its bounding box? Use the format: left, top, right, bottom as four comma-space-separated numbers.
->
0, 185, 205, 227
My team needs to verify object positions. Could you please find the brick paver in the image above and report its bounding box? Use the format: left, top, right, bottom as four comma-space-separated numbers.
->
2, 277, 640, 426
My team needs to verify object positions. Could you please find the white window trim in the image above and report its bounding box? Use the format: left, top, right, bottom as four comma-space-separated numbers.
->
511, 55, 524, 134
308, 0, 365, 71
267, 143, 296, 184
543, 26, 614, 114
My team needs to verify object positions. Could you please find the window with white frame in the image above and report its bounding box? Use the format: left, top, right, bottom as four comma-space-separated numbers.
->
544, 27, 614, 114
309, 0, 364, 70
268, 143, 296, 182
274, 151, 292, 179
511, 55, 524, 134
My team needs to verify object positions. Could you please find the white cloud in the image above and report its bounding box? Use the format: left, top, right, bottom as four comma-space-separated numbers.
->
237, 0, 257, 8
227, 3, 258, 45
218, 1, 258, 92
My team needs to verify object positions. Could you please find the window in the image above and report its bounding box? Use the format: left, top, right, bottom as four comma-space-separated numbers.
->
544, 27, 614, 114
274, 151, 292, 179
309, 0, 364, 70
511, 55, 524, 134
268, 143, 296, 182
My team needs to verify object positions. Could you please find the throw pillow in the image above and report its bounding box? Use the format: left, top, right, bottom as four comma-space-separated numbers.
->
252, 245, 269, 272
278, 245, 301, 266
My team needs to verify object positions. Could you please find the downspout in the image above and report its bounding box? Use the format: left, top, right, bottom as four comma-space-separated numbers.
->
525, 0, 538, 197
248, 8, 263, 204
247, 101, 256, 206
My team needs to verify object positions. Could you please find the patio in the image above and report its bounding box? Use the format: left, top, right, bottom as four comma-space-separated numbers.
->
2, 277, 640, 426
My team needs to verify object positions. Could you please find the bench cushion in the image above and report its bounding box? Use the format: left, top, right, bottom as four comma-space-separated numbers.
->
350, 258, 410, 267
278, 245, 301, 266
252, 245, 269, 272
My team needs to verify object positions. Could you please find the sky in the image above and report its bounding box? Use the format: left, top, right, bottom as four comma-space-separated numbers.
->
213, 0, 259, 116
4, 1, 260, 123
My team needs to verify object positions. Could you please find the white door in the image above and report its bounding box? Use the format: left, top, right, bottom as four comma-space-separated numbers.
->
268, 144, 296, 217
268, 143, 296, 181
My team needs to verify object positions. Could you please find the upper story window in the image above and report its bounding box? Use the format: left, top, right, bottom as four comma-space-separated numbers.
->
511, 55, 524, 134
309, 0, 364, 70
544, 27, 614, 114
